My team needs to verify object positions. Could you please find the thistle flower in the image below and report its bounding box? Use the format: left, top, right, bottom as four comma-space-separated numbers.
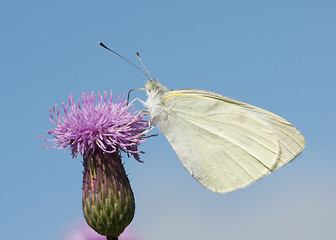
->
43, 91, 147, 160
43, 91, 149, 240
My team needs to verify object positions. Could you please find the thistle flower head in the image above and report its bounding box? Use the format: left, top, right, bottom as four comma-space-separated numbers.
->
43, 91, 148, 161
43, 90, 149, 239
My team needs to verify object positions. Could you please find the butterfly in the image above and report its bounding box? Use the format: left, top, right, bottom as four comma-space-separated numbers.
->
99, 42, 306, 193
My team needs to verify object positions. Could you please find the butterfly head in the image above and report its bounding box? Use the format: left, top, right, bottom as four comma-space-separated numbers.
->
145, 80, 169, 95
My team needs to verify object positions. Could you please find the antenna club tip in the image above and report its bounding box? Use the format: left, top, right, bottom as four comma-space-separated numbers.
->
99, 42, 109, 50
136, 52, 140, 57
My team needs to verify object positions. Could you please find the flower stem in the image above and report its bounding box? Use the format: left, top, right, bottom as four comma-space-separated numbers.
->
107, 236, 118, 240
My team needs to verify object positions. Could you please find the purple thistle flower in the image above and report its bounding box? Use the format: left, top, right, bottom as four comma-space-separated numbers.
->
42, 91, 148, 161
43, 91, 151, 240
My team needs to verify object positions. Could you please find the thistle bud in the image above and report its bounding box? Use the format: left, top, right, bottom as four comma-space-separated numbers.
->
82, 152, 135, 238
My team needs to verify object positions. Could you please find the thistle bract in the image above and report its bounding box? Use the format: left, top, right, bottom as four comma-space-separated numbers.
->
83, 152, 135, 238
43, 91, 148, 239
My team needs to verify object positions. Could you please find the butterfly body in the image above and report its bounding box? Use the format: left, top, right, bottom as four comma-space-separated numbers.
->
145, 81, 169, 127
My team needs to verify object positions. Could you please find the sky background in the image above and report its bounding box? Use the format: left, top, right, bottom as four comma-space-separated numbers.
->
1, 1, 335, 240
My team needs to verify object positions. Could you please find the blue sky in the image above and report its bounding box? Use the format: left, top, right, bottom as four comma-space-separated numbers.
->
1, 1, 335, 239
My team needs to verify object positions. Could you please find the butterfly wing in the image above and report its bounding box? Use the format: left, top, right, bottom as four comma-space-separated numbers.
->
156, 89, 305, 193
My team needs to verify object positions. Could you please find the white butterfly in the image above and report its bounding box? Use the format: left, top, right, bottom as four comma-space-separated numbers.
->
98, 42, 306, 193
143, 80, 305, 193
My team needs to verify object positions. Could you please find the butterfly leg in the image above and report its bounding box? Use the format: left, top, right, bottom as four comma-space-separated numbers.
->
124, 109, 156, 137
121, 95, 154, 136
125, 98, 147, 108
120, 98, 148, 112
115, 109, 149, 131
139, 110, 158, 137
126, 88, 146, 105
140, 126, 155, 136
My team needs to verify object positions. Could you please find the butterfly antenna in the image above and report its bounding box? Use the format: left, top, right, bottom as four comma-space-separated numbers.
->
136, 52, 153, 81
99, 42, 150, 79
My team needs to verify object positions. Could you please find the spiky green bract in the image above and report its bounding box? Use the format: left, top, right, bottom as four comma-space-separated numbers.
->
82, 151, 135, 239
